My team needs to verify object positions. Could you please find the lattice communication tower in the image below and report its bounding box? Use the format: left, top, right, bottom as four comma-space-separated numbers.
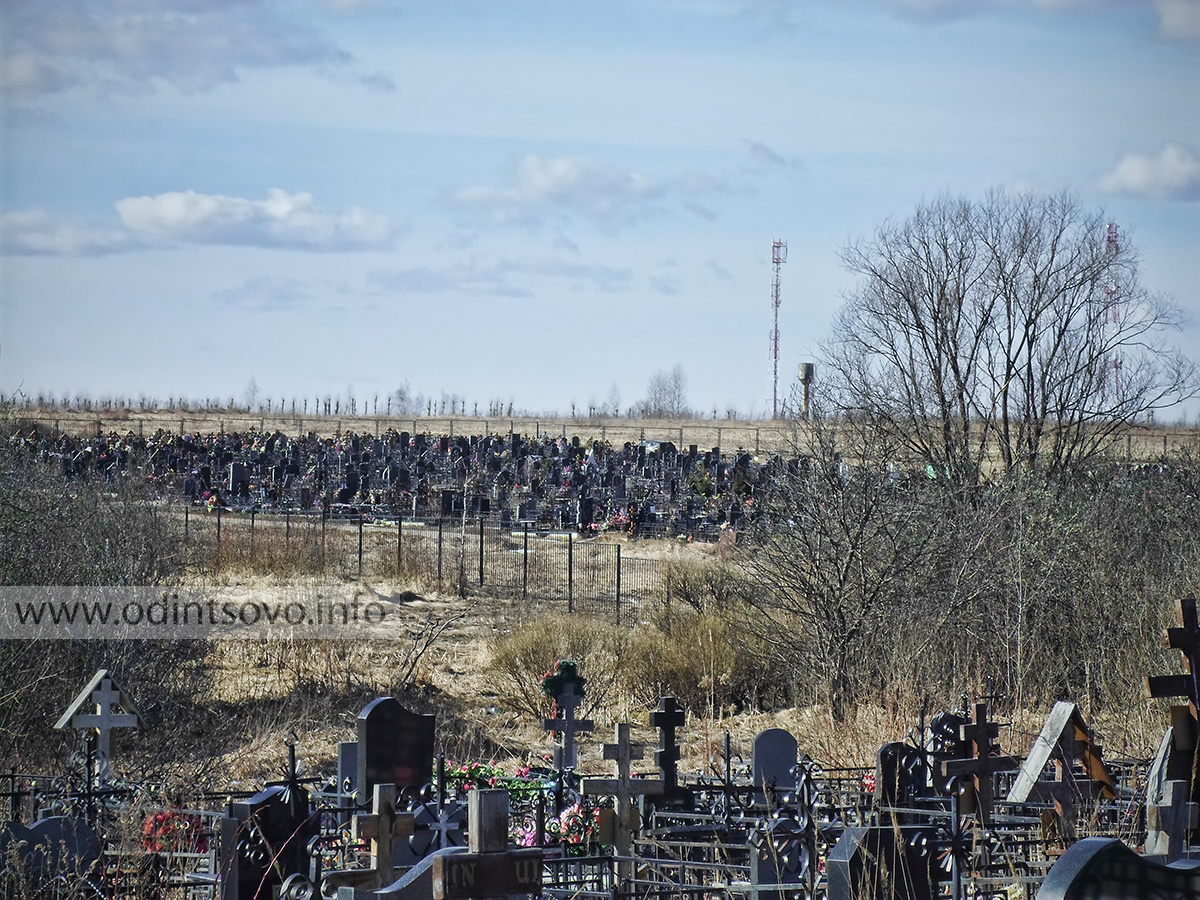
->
770, 239, 787, 419
1103, 222, 1123, 401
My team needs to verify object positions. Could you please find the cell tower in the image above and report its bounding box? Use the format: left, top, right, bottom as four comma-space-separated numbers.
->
1103, 222, 1123, 401
770, 239, 787, 419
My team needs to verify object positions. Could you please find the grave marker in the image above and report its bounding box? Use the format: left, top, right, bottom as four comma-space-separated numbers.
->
938, 702, 1019, 824
650, 696, 691, 807
751, 728, 798, 799
53, 669, 140, 782
356, 697, 435, 802
352, 783, 416, 888
581, 723, 664, 876
431, 790, 543, 900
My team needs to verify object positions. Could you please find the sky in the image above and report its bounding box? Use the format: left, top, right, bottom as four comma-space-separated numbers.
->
1, 0, 1198, 421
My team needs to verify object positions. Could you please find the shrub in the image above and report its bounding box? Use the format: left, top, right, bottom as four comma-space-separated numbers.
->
623, 606, 780, 715
487, 613, 630, 719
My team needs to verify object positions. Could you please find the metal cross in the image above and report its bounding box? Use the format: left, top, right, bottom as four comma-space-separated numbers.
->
543, 683, 594, 771
650, 696, 686, 793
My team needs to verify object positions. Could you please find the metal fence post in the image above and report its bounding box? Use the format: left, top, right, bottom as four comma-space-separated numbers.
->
250, 509, 255, 559
478, 516, 485, 586
437, 517, 444, 588
184, 506, 189, 541
523, 522, 529, 604
321, 508, 327, 570
568, 532, 574, 614
285, 510, 291, 545
615, 544, 621, 626
397, 514, 403, 574
358, 515, 364, 579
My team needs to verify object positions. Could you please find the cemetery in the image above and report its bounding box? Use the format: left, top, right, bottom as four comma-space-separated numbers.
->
3, 591, 1200, 899
5, 410, 1200, 898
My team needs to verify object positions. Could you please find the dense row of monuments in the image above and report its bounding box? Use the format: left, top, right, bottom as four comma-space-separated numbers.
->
13, 424, 779, 538
7, 605, 1200, 898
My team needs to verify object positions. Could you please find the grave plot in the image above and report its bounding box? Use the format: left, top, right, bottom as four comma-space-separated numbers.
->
12, 604, 1200, 900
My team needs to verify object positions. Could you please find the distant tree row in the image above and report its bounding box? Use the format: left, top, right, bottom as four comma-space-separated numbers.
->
7, 364, 763, 422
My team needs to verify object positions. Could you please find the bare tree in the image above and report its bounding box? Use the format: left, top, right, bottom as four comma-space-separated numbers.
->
738, 411, 943, 722
828, 189, 1196, 485
638, 364, 690, 418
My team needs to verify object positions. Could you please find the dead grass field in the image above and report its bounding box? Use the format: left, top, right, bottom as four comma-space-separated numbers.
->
189, 548, 1170, 790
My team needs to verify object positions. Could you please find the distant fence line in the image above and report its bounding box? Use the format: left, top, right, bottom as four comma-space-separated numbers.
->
183, 508, 670, 625
15, 412, 801, 457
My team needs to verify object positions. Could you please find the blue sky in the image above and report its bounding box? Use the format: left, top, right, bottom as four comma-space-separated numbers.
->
2, 0, 1198, 419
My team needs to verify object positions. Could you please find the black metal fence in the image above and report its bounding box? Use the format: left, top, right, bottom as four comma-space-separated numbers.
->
180, 507, 667, 624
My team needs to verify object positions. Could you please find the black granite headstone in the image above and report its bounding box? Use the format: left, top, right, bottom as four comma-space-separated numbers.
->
356, 697, 436, 801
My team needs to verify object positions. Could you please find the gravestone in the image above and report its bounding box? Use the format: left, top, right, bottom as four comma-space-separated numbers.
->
357, 698, 436, 803
2, 817, 101, 884
1144, 597, 1200, 857
751, 728, 798, 800
938, 702, 1019, 824
826, 826, 937, 900
875, 741, 926, 821
53, 669, 140, 782
230, 461, 250, 496
338, 790, 542, 900
1006, 701, 1115, 842
1038, 836, 1200, 900
338, 740, 359, 802
581, 723, 664, 878
650, 696, 692, 808
231, 784, 313, 898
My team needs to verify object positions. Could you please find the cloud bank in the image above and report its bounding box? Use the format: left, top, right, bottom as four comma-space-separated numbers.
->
0, 0, 395, 98
370, 256, 634, 298
0, 210, 142, 256
116, 189, 400, 250
1099, 143, 1200, 201
1, 190, 399, 255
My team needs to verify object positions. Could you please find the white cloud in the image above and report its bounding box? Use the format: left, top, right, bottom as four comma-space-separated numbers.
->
116, 189, 399, 250
843, 0, 1200, 38
369, 256, 634, 297
453, 155, 726, 229
453, 155, 665, 227
1098, 143, 1200, 201
0, 0, 393, 98
0, 210, 141, 256
1154, 0, 1200, 39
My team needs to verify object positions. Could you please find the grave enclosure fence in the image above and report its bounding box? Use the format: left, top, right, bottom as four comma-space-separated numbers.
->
180, 509, 668, 624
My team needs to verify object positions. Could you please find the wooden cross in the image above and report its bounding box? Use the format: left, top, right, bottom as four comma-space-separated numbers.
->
650, 696, 686, 795
1147, 597, 1200, 803
581, 723, 664, 875
53, 670, 140, 783
1147, 597, 1200, 711
940, 702, 1019, 824
542, 683, 594, 771
351, 783, 415, 888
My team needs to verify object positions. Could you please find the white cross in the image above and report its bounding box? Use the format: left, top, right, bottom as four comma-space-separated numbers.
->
542, 683, 594, 770
70, 678, 137, 781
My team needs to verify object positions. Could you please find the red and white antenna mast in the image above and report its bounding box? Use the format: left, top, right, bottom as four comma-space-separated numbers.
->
1103, 222, 1123, 400
770, 239, 787, 419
